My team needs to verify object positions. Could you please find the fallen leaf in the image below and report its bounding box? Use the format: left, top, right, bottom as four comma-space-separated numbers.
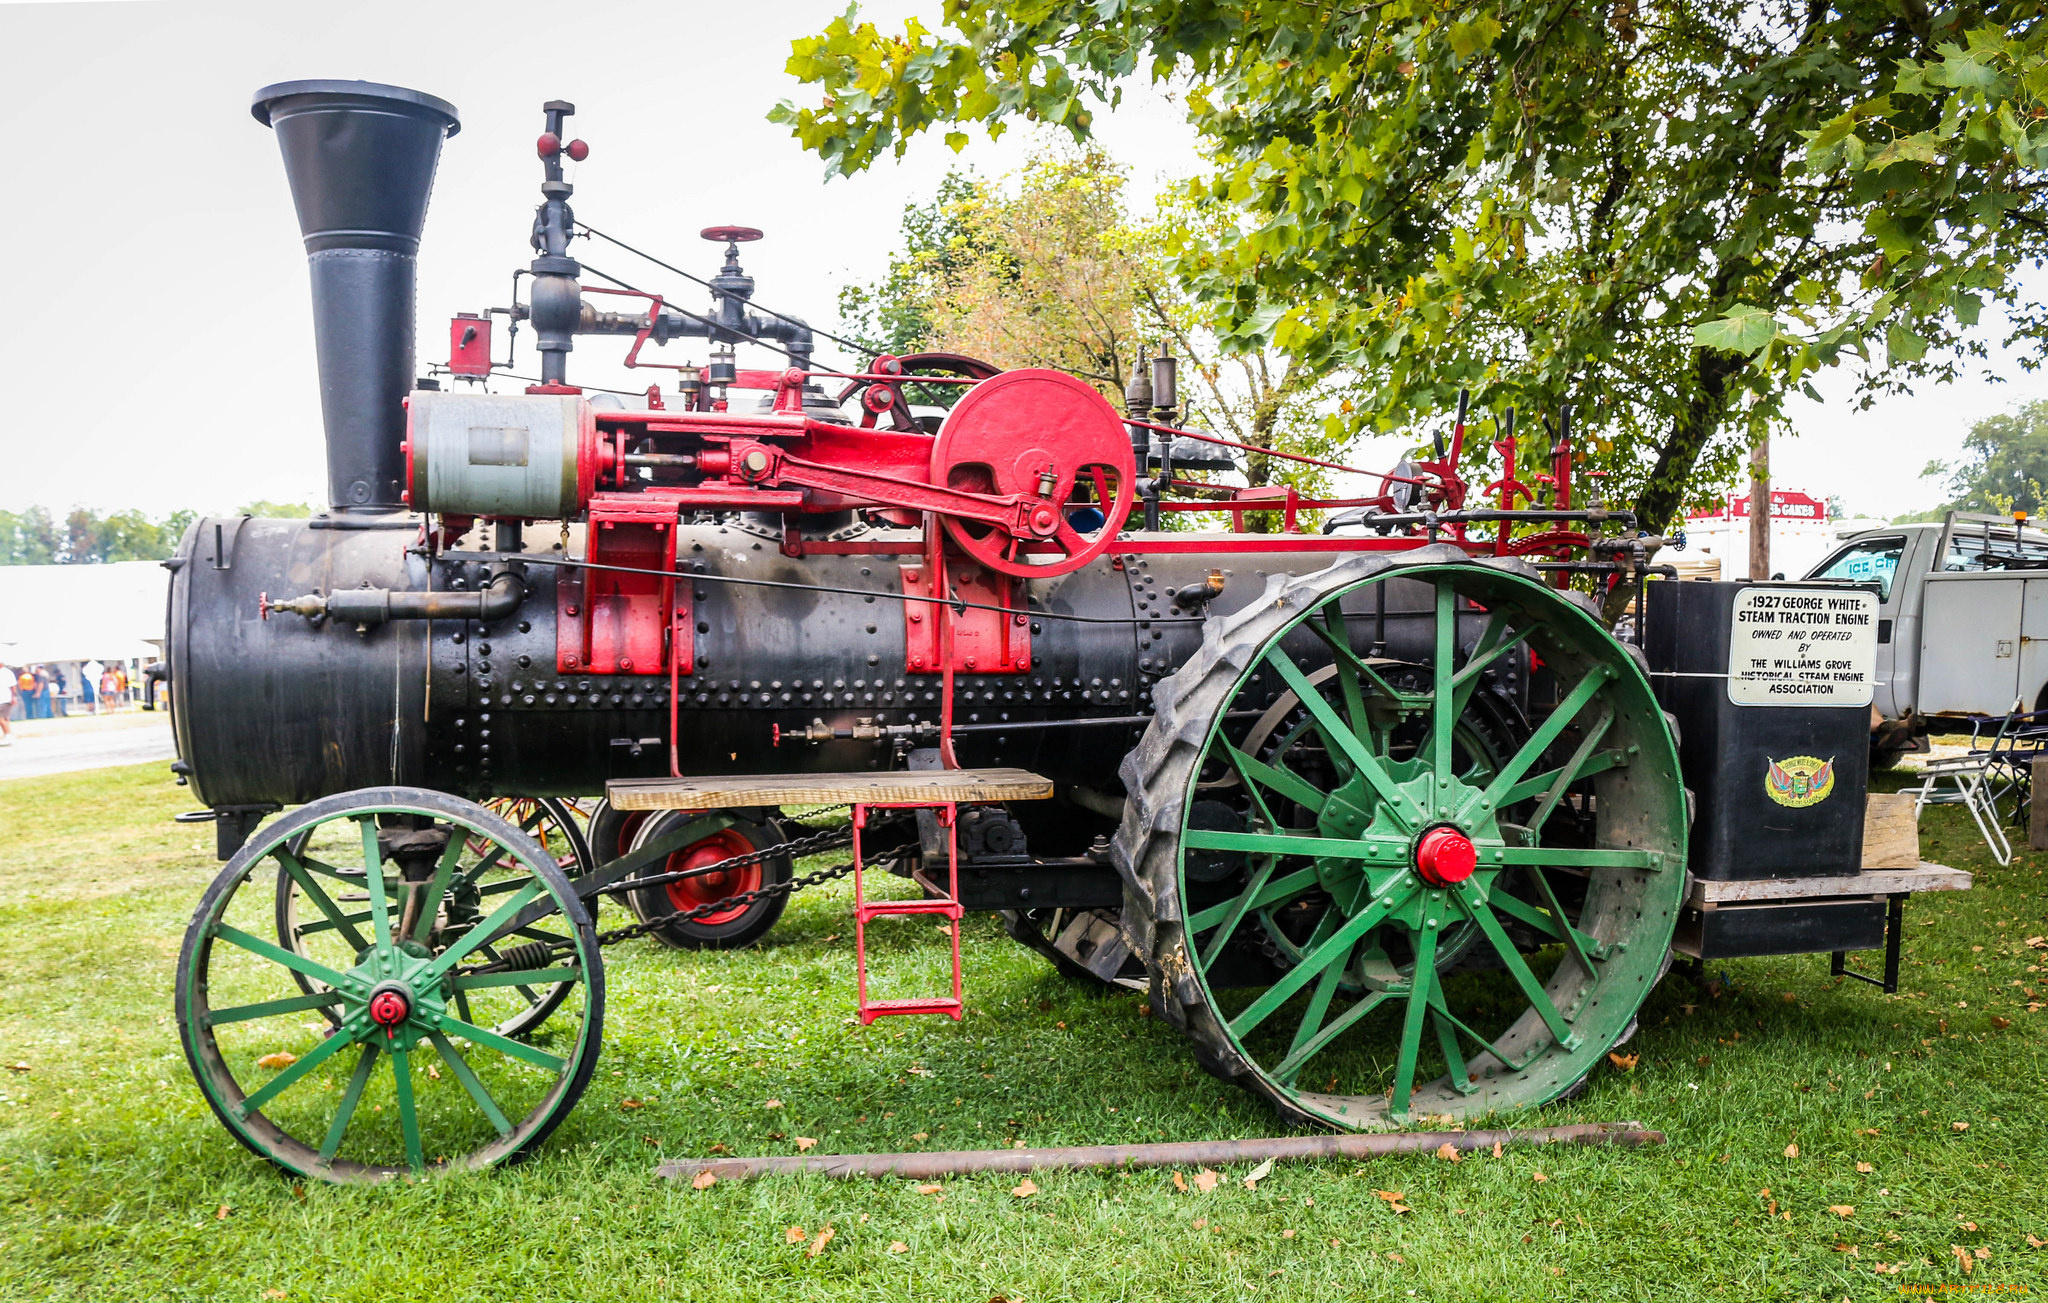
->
1011, 1178, 1038, 1199
620, 1098, 643, 1111
1829, 1205, 1856, 1217
1173, 1172, 1188, 1193
763, 1099, 783, 1109
1607, 1051, 1638, 1071
1952, 1244, 1974, 1275
1491, 1141, 1503, 1159
1992, 1016, 2012, 1029
215, 1205, 231, 1221
262, 1292, 286, 1300
1857, 1162, 1874, 1173
915, 1183, 942, 1195
888, 1241, 908, 1254
1386, 1252, 1405, 1264
1857, 1129, 1880, 1137
1834, 1243, 1859, 1255
1874, 1262, 1900, 1274
2025, 1234, 2046, 1249
1375, 1189, 1406, 1203
2025, 936, 2045, 949
708, 1143, 728, 1154
1974, 1248, 1990, 1260
2, 1063, 27, 1073
1194, 1169, 1220, 1193
908, 1066, 931, 1077
1785, 1144, 1800, 1158
1959, 1221, 1979, 1231
794, 1136, 817, 1152
785, 1225, 807, 1244
807, 1225, 834, 1257
641, 1135, 661, 1147
911, 1132, 929, 1142
255, 1052, 298, 1071
1193, 1217, 1208, 1229
1532, 1171, 1548, 1183
1281, 1229, 1296, 1239
425, 1063, 441, 1081
1242, 1158, 1275, 1189
690, 1171, 717, 1190
1435, 1142, 1462, 1163
1954, 1121, 1970, 1131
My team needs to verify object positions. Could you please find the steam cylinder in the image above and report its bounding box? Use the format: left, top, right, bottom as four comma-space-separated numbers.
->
253, 80, 459, 511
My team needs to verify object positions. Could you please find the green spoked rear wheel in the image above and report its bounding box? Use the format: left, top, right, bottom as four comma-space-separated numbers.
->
1117, 547, 1687, 1129
178, 788, 603, 1183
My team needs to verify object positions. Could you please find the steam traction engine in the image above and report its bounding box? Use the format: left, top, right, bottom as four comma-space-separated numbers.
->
167, 82, 1943, 1184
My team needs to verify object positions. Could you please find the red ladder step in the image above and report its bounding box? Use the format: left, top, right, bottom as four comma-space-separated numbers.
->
852, 801, 964, 1024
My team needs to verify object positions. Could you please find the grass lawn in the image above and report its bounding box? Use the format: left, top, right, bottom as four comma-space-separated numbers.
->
0, 762, 2042, 1301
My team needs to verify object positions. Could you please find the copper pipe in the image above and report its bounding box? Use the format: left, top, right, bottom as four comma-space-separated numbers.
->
655, 1122, 1661, 1182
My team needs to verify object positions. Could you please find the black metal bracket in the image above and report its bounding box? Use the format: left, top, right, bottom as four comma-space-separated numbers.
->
1830, 893, 1907, 994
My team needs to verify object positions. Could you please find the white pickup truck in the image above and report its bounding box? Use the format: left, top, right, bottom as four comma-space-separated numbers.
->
1804, 511, 2048, 762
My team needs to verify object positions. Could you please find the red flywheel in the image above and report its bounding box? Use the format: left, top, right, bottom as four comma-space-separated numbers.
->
929, 368, 1136, 578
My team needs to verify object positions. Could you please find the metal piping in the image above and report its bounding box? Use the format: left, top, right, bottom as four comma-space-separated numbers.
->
655, 1122, 1663, 1182
265, 570, 524, 626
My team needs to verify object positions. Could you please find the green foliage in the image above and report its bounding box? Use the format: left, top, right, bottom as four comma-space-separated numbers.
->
842, 147, 1357, 529
1923, 398, 2048, 512
0, 506, 193, 565
236, 499, 315, 519
774, 1, 2048, 549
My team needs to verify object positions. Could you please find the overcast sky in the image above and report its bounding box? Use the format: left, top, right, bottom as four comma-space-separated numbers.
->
1, 0, 2041, 523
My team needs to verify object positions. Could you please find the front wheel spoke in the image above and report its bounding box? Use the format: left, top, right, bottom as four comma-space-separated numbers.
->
277, 852, 372, 955
1431, 1008, 1473, 1094
317, 1044, 380, 1164
390, 1045, 425, 1173
1300, 615, 1420, 706
1270, 990, 1390, 1084
418, 882, 546, 984
1452, 885, 1579, 1049
440, 1014, 569, 1074
1263, 646, 1421, 827
427, 1030, 513, 1138
452, 967, 581, 992
1462, 665, 1614, 823
1389, 925, 1441, 1116
214, 924, 352, 990
412, 835, 466, 946
356, 818, 393, 953
479, 944, 540, 1006
1227, 888, 1410, 1039
1186, 866, 1323, 934
235, 1023, 355, 1117
206, 990, 345, 1028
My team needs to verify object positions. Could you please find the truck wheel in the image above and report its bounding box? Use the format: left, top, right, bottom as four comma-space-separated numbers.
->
623, 812, 793, 950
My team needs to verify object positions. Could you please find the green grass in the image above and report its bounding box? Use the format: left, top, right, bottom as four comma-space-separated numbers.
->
0, 764, 2043, 1301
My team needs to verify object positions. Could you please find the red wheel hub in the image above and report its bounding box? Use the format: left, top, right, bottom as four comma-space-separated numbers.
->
663, 829, 762, 925
367, 987, 412, 1029
1414, 827, 1478, 887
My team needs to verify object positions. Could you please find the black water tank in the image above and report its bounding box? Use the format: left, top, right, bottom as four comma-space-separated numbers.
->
1644, 580, 1879, 879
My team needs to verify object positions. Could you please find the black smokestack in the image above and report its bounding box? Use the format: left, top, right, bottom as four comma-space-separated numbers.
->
253, 80, 459, 512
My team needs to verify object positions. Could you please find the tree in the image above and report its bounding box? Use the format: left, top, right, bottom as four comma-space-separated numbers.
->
843, 147, 1355, 525
0, 506, 196, 564
1924, 399, 2048, 512
775, 1, 2048, 609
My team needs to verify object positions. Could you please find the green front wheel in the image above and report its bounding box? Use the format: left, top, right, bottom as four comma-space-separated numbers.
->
177, 787, 604, 1183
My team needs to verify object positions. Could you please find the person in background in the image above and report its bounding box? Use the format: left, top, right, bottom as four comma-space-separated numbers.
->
99, 664, 120, 713
81, 658, 104, 716
0, 663, 14, 745
52, 666, 70, 718
32, 666, 53, 720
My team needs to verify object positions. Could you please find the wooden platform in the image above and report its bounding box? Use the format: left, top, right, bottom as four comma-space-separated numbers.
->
1685, 863, 1970, 908
606, 768, 1054, 812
